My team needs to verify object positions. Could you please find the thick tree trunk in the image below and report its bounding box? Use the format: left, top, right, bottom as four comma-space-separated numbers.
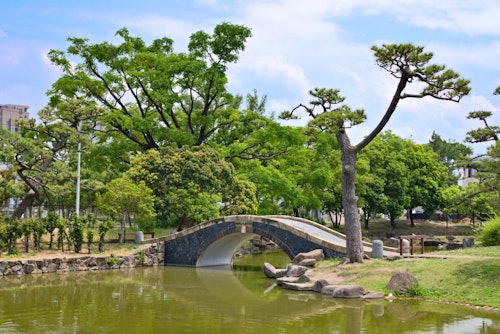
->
11, 190, 37, 219
338, 132, 364, 263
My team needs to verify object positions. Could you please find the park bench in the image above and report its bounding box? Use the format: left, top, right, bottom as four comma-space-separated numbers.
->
398, 235, 425, 255
118, 231, 155, 241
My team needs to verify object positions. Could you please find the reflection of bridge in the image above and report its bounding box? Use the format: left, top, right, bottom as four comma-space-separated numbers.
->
144, 215, 397, 267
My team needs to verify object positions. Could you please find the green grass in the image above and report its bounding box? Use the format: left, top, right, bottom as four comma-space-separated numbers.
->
317, 248, 500, 309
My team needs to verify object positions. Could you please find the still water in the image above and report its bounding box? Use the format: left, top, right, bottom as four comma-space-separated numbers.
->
0, 252, 499, 333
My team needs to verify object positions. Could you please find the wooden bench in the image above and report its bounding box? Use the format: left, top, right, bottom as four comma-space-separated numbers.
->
398, 235, 425, 255
118, 232, 155, 241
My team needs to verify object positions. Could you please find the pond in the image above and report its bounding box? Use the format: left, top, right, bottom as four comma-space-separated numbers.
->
0, 251, 498, 333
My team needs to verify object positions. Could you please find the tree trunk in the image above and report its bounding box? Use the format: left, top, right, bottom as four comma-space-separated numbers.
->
390, 213, 397, 228
363, 208, 371, 229
11, 190, 37, 219
409, 209, 415, 227
119, 212, 126, 244
338, 133, 364, 263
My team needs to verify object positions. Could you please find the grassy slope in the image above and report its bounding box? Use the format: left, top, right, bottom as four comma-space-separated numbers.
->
316, 246, 500, 309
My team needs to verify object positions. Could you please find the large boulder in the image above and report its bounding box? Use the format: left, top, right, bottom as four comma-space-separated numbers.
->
292, 249, 325, 266
386, 271, 418, 294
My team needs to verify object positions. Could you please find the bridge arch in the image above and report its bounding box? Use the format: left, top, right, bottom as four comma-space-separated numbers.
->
149, 215, 353, 267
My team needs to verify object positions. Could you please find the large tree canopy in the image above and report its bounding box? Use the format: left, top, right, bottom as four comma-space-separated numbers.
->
282, 43, 470, 264
47, 23, 252, 151
126, 146, 256, 230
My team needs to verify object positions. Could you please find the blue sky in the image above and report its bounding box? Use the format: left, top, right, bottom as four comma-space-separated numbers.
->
1, 0, 499, 154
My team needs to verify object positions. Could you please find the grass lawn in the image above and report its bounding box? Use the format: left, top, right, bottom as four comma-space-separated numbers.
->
316, 246, 500, 310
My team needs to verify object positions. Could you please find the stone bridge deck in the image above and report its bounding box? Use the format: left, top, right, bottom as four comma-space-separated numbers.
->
144, 215, 398, 267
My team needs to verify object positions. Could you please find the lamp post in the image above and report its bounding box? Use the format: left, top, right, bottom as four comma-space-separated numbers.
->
75, 128, 81, 217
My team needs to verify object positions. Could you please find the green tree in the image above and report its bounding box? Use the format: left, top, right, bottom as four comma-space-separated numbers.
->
127, 146, 249, 230
95, 177, 156, 243
282, 44, 470, 263
48, 23, 252, 151
427, 132, 472, 185
463, 87, 500, 214
0, 99, 101, 219
404, 139, 448, 226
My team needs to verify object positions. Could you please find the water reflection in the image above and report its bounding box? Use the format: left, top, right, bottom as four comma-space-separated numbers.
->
0, 257, 498, 333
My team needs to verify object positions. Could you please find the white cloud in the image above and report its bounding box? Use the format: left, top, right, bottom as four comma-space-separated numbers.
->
0, 29, 7, 38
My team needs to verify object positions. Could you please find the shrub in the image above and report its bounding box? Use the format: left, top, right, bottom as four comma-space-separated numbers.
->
135, 216, 157, 231
477, 217, 500, 246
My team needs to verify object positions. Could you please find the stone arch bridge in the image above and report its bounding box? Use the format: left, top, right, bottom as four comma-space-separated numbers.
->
143, 215, 396, 267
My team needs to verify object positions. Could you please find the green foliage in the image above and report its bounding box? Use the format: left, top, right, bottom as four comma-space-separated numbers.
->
427, 132, 472, 185
43, 212, 60, 249
0, 221, 6, 254
31, 218, 45, 251
128, 146, 249, 230
96, 177, 156, 221
48, 23, 252, 151
477, 218, 500, 246
86, 229, 95, 254
56, 217, 68, 252
69, 216, 86, 253
105, 255, 119, 266
4, 220, 22, 255
135, 216, 157, 232
98, 220, 114, 253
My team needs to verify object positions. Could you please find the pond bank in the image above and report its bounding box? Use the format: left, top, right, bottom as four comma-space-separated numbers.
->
0, 243, 164, 275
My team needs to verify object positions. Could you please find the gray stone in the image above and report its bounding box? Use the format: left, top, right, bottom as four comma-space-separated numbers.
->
276, 276, 299, 286
463, 237, 475, 248
280, 281, 315, 291
399, 239, 409, 254
292, 249, 325, 265
388, 237, 400, 248
297, 258, 317, 267
320, 285, 338, 295
263, 262, 287, 278
135, 231, 144, 244
23, 263, 37, 274
286, 265, 309, 277
372, 240, 384, 259
313, 279, 329, 292
386, 271, 418, 294
362, 291, 385, 299
332, 285, 365, 298
296, 274, 311, 283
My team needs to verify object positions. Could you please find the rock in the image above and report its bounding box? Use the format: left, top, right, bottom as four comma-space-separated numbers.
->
362, 291, 385, 299
313, 279, 329, 292
463, 237, 475, 248
386, 271, 418, 294
388, 237, 399, 248
23, 263, 37, 274
286, 265, 309, 277
332, 285, 365, 298
292, 249, 325, 265
296, 274, 311, 283
399, 239, 409, 254
276, 276, 300, 286
297, 258, 317, 267
263, 262, 287, 278
280, 281, 315, 291
371, 240, 384, 259
320, 285, 338, 295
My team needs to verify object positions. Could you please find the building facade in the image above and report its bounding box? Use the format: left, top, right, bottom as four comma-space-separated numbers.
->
0, 104, 29, 133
